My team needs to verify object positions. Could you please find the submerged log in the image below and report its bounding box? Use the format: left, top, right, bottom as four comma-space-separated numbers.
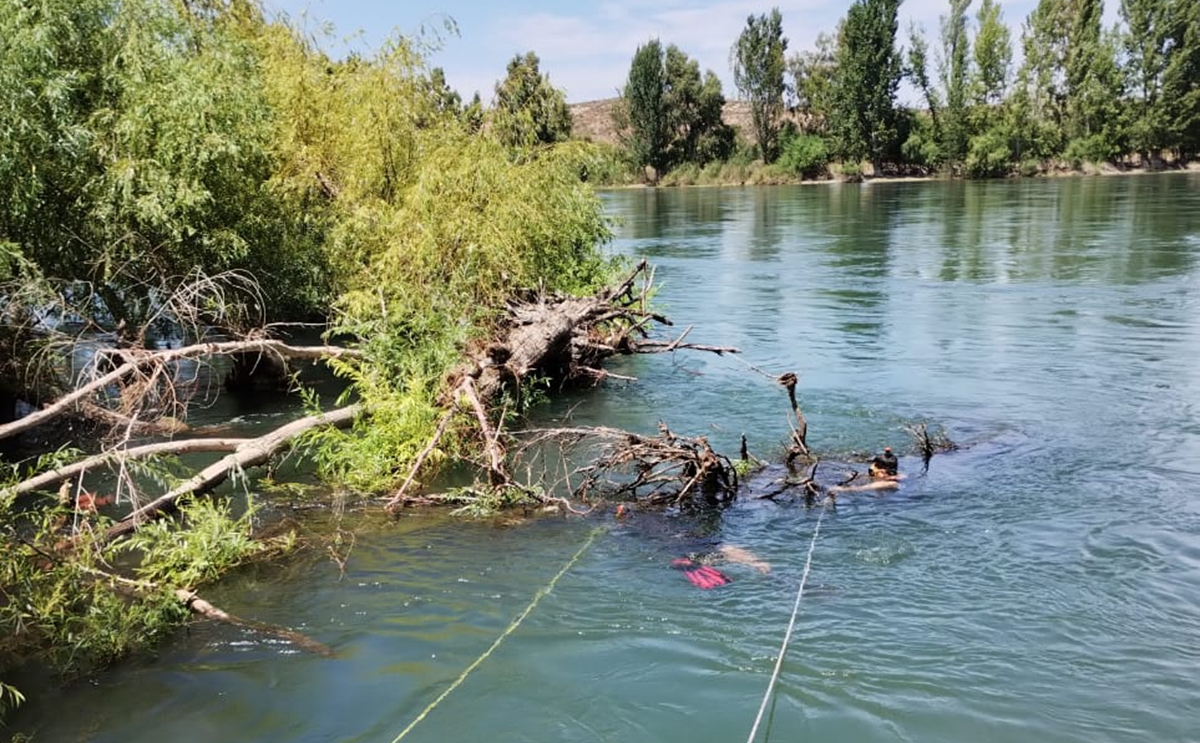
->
103, 404, 362, 542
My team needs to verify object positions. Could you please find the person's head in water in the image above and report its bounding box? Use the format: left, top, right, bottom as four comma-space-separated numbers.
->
870, 447, 899, 478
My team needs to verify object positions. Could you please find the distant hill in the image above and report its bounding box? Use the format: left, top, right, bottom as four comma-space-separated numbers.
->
569, 98, 808, 146
569, 98, 763, 146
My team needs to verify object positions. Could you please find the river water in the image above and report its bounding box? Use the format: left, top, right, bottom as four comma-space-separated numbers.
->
13, 173, 1200, 743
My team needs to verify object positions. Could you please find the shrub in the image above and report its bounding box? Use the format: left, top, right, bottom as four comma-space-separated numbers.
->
777, 133, 830, 178
966, 129, 1013, 178
1063, 134, 1118, 169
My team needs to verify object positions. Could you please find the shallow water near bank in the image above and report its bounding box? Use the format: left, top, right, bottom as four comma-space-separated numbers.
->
13, 173, 1200, 743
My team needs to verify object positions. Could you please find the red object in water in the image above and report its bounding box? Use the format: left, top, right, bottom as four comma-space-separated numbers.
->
671, 558, 731, 589
76, 491, 114, 513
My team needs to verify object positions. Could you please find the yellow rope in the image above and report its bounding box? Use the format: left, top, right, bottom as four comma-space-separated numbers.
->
745, 495, 830, 743
388, 527, 602, 743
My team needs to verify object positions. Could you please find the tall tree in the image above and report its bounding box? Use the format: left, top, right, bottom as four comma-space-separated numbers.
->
1065, 0, 1120, 145
906, 22, 942, 145
1018, 0, 1071, 157
1120, 0, 1173, 161
731, 7, 789, 162
617, 41, 733, 174
663, 45, 733, 165
940, 0, 973, 163
492, 51, 572, 149
972, 0, 1012, 108
619, 39, 670, 173
829, 0, 903, 168
1162, 0, 1200, 159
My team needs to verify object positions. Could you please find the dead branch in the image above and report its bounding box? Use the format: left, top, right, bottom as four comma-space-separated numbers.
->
175, 589, 335, 657
777, 372, 810, 462
76, 401, 190, 437
6, 438, 251, 498
102, 404, 363, 542
0, 339, 360, 443
521, 422, 739, 506
384, 406, 460, 511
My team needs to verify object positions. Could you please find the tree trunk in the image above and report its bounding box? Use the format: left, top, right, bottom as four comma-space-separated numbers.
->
102, 404, 362, 542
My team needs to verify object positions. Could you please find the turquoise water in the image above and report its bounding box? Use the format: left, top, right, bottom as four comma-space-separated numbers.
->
13, 173, 1200, 742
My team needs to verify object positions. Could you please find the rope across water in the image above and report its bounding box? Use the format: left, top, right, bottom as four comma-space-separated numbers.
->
387, 526, 602, 743
744, 495, 831, 743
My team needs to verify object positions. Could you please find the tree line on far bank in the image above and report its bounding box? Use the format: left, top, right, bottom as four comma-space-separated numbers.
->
604, 0, 1200, 182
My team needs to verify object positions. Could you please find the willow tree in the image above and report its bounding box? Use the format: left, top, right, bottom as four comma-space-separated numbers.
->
731, 7, 789, 162
491, 51, 572, 149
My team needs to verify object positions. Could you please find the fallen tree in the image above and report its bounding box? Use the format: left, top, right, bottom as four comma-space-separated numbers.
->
102, 404, 361, 541
384, 260, 739, 512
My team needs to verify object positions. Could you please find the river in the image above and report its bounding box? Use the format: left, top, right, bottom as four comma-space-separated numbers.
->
12, 173, 1200, 743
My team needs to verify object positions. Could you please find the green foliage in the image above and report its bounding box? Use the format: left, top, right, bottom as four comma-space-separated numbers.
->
1161, 0, 1200, 158
434, 483, 542, 518
1063, 133, 1119, 167
1, 681, 24, 717
122, 497, 267, 588
973, 0, 1012, 107
901, 112, 944, 167
905, 21, 942, 154
665, 46, 735, 166
731, 8, 789, 162
0, 501, 184, 682
618, 40, 733, 176
620, 39, 671, 173
788, 30, 840, 126
829, 0, 903, 167
940, 0, 973, 164
966, 126, 1014, 176
777, 130, 830, 177
491, 51, 572, 149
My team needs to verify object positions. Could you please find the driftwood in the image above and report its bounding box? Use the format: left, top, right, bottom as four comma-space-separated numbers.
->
103, 404, 362, 542
471, 260, 737, 403
175, 589, 334, 657
519, 422, 739, 506
0, 338, 359, 443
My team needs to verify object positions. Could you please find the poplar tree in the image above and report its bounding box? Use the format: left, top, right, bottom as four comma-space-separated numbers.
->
972, 0, 1012, 108
1018, 0, 1071, 157
1065, 0, 1121, 149
1162, 0, 1200, 159
940, 0, 973, 164
788, 30, 840, 130
663, 45, 733, 165
620, 39, 670, 173
1120, 0, 1173, 161
731, 7, 788, 162
829, 0, 903, 168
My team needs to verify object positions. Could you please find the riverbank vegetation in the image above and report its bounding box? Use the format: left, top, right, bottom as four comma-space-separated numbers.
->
1, 0, 618, 714
593, 0, 1200, 184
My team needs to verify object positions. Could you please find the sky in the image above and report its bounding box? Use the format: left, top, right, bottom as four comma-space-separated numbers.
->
261, 0, 1077, 105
